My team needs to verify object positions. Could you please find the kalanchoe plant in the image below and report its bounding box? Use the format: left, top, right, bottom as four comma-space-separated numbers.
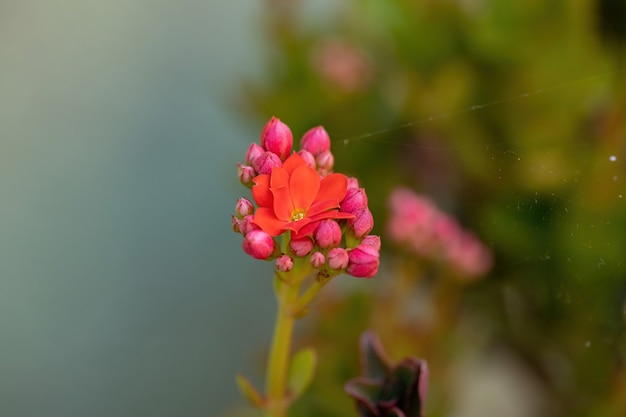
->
345, 332, 429, 417
232, 117, 381, 417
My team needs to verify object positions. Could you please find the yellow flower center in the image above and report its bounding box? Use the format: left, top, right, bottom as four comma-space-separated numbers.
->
291, 208, 306, 222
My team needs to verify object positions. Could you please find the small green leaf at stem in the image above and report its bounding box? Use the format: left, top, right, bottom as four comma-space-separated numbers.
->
236, 373, 266, 409
286, 348, 317, 402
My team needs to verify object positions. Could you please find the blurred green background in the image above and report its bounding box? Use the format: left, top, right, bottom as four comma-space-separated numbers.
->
2, 1, 626, 417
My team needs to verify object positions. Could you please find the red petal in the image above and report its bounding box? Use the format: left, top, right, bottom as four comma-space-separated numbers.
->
290, 165, 320, 212
270, 167, 293, 221
252, 174, 272, 207
317, 173, 348, 205
283, 153, 306, 174
253, 207, 287, 236
310, 209, 355, 223
307, 198, 339, 217
291, 221, 320, 239
283, 218, 312, 234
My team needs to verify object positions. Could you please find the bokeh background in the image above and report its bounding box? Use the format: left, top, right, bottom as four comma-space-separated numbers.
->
2, 1, 626, 417
1, 1, 277, 416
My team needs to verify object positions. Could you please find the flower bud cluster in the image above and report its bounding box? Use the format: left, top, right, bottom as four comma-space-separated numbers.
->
232, 117, 381, 278
387, 187, 492, 278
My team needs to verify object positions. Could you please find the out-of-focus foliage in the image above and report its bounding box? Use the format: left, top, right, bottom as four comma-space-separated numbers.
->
236, 0, 626, 416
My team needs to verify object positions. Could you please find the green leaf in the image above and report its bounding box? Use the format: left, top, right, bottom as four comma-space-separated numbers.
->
235, 373, 266, 409
286, 348, 317, 401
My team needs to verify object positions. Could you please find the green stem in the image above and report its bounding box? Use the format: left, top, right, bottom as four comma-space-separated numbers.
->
265, 269, 303, 417
291, 275, 331, 317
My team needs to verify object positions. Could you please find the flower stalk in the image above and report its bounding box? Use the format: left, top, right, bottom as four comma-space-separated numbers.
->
265, 274, 298, 417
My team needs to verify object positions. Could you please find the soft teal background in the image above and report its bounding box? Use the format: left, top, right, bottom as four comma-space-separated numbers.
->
1, 2, 276, 416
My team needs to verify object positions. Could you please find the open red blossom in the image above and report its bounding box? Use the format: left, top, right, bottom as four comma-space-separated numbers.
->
252, 153, 353, 238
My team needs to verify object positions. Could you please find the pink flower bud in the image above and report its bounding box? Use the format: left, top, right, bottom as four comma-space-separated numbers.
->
310, 251, 325, 268
275, 254, 294, 272
328, 247, 349, 270
316, 150, 334, 173
260, 116, 293, 161
297, 149, 317, 169
361, 235, 381, 251
238, 164, 256, 187
252, 151, 282, 175
242, 230, 275, 260
300, 126, 331, 156
347, 177, 359, 190
314, 219, 342, 249
231, 215, 241, 233
289, 237, 314, 257
340, 188, 368, 214
347, 244, 380, 278
349, 208, 374, 239
245, 143, 264, 165
235, 198, 254, 219
238, 215, 259, 235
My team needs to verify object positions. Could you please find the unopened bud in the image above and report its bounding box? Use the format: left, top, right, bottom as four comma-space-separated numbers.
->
260, 116, 293, 161
328, 247, 349, 270
289, 237, 314, 257
245, 143, 264, 166
238, 215, 259, 235
361, 235, 381, 251
310, 251, 326, 269
252, 151, 282, 175
275, 254, 294, 272
347, 244, 380, 278
297, 149, 317, 169
316, 150, 334, 173
347, 177, 359, 190
242, 230, 275, 260
300, 126, 331, 156
340, 188, 368, 214
238, 164, 256, 187
235, 198, 254, 219
231, 215, 241, 233
349, 208, 374, 239
314, 219, 342, 249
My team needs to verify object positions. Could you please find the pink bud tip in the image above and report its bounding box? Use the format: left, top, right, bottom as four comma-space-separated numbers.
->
315, 150, 334, 173
347, 244, 380, 278
260, 116, 293, 161
297, 149, 317, 169
235, 198, 254, 219
289, 237, 314, 257
314, 219, 342, 249
238, 215, 259, 235
340, 187, 369, 214
231, 215, 241, 234
328, 247, 349, 270
238, 164, 256, 187
361, 235, 381, 251
349, 208, 374, 239
252, 151, 283, 175
300, 126, 331, 156
245, 143, 264, 166
310, 251, 326, 269
347, 177, 360, 190
275, 254, 294, 272
242, 230, 275, 260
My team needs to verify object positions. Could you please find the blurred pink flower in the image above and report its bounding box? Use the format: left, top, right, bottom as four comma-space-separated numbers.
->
387, 187, 493, 279
311, 39, 374, 93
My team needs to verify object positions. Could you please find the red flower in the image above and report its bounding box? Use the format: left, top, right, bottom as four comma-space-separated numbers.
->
252, 153, 353, 238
